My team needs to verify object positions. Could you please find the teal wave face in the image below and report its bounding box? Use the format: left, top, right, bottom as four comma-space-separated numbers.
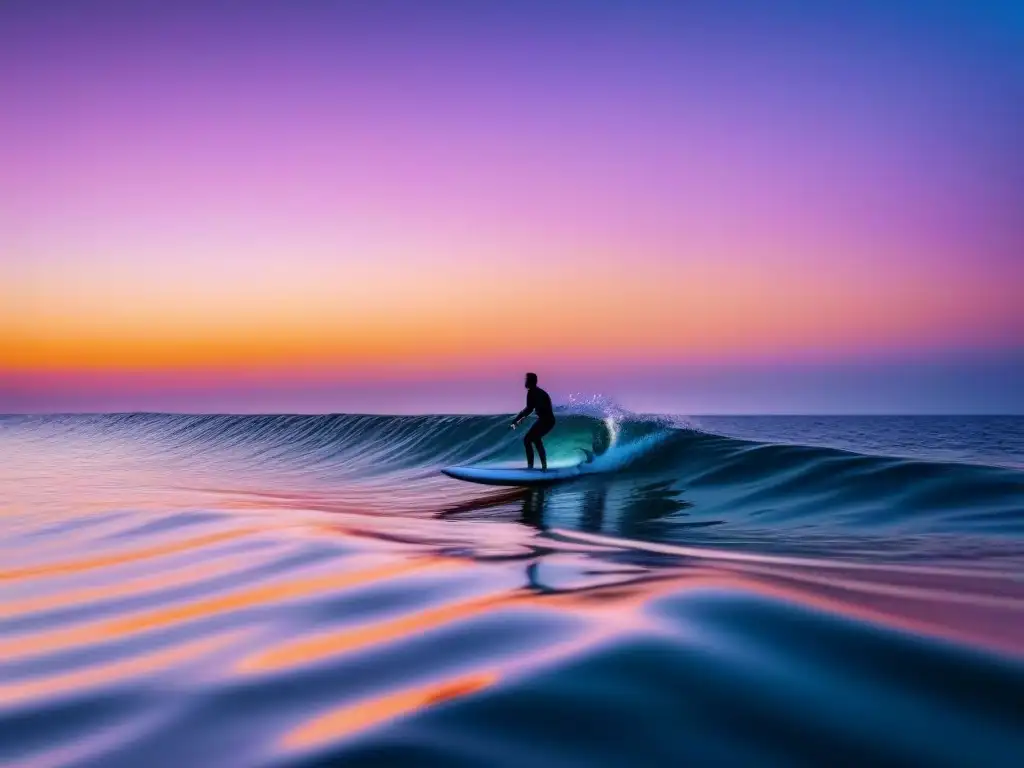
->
4, 413, 1023, 546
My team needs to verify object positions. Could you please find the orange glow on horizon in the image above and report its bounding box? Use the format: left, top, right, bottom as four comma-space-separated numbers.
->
6, 260, 1020, 377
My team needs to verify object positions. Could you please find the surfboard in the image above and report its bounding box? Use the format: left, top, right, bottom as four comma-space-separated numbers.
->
442, 464, 584, 487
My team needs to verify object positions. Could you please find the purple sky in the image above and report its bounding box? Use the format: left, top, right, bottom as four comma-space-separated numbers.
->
3, 1, 1022, 413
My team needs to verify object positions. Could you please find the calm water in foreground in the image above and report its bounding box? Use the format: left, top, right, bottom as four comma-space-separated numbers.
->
2, 413, 1023, 767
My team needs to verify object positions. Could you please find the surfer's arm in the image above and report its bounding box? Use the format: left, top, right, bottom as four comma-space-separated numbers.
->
511, 395, 535, 426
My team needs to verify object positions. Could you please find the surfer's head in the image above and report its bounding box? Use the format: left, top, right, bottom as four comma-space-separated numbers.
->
524, 372, 538, 388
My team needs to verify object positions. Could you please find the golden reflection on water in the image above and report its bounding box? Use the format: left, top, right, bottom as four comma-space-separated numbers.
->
241, 591, 522, 673
0, 555, 462, 662
283, 671, 500, 749
0, 528, 259, 583
0, 630, 247, 706
0, 557, 244, 619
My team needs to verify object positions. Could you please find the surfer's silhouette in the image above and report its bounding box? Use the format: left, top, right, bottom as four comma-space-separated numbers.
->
510, 372, 555, 470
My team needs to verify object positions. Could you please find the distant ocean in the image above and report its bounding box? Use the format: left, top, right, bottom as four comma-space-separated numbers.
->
2, 411, 1023, 766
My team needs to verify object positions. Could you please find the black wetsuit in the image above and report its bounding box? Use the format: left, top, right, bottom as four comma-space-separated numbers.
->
515, 386, 555, 469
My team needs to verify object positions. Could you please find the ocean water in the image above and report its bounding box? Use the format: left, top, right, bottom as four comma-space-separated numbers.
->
1, 411, 1023, 767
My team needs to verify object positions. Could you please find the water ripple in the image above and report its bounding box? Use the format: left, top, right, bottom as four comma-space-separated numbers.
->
2, 415, 1023, 766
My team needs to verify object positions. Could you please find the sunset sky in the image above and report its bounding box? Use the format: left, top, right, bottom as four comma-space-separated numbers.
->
3, 0, 1022, 413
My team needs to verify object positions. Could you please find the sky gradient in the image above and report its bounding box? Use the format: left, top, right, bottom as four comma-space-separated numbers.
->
3, 0, 1023, 413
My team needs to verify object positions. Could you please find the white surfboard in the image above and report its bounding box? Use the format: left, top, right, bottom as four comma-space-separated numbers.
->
442, 464, 584, 487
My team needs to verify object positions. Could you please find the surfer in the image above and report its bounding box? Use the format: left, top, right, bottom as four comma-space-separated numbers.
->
510, 372, 555, 471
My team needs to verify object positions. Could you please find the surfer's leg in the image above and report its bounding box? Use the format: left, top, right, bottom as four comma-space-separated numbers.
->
530, 420, 553, 471
523, 433, 535, 469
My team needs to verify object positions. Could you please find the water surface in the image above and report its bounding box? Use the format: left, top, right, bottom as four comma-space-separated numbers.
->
2, 413, 1022, 766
